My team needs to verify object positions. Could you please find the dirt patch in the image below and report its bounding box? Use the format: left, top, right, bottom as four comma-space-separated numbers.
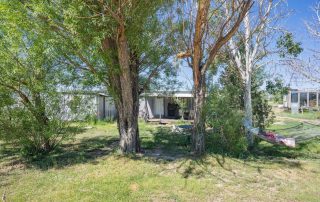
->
0, 159, 26, 175
129, 183, 139, 192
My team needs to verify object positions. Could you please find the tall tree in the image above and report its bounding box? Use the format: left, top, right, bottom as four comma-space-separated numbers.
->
175, 0, 252, 155
228, 0, 277, 148
28, 0, 174, 153
0, 2, 73, 154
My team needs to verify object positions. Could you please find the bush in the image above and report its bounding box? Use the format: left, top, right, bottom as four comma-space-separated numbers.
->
0, 93, 77, 157
205, 66, 274, 155
252, 69, 274, 129
206, 88, 248, 156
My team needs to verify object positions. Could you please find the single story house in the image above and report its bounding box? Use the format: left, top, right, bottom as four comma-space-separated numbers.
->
60, 91, 194, 121
139, 91, 194, 120
59, 91, 116, 121
283, 89, 320, 109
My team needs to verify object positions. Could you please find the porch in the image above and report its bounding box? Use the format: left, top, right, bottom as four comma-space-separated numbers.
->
139, 91, 194, 120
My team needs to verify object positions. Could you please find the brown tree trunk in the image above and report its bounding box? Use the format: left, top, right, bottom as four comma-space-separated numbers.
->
33, 92, 51, 152
114, 24, 141, 153
192, 77, 206, 155
244, 74, 254, 148
191, 0, 210, 155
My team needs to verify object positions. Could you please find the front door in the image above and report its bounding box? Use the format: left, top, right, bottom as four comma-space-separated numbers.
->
154, 98, 164, 117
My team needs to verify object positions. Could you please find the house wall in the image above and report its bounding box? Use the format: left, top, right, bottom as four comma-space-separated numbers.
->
97, 95, 117, 120
60, 92, 195, 121
142, 97, 194, 119
60, 94, 98, 121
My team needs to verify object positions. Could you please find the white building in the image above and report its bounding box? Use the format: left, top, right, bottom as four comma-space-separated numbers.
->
61, 91, 194, 121
284, 89, 319, 109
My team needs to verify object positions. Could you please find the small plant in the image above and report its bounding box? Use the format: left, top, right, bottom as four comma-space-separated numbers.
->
174, 97, 188, 120
206, 88, 248, 156
85, 114, 98, 125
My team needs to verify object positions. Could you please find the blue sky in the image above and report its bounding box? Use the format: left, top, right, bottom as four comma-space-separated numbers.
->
275, 0, 320, 89
176, 0, 320, 90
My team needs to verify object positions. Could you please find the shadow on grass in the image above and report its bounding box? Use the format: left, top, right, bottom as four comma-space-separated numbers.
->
1, 125, 319, 175
27, 136, 119, 170
0, 126, 119, 170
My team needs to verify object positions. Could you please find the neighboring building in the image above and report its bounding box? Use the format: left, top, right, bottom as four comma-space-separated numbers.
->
284, 89, 319, 109
61, 91, 194, 121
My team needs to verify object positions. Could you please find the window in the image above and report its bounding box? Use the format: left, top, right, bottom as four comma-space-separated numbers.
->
309, 92, 317, 107
300, 92, 308, 107
291, 92, 298, 103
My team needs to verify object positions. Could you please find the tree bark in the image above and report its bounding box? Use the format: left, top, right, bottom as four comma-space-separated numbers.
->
114, 24, 141, 153
192, 77, 206, 155
244, 74, 254, 148
33, 92, 52, 152
101, 30, 141, 154
191, 0, 210, 155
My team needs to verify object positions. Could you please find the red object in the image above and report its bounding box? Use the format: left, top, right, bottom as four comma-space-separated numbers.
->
264, 131, 276, 140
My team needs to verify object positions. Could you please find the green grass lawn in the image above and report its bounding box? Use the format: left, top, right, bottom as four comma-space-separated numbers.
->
1, 121, 320, 201
277, 110, 320, 120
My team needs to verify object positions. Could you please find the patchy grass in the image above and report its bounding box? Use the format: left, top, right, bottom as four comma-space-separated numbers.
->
0, 120, 320, 201
277, 110, 320, 120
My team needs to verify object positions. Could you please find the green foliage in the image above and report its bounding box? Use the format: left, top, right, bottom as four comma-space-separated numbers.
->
27, 0, 177, 95
251, 69, 275, 129
277, 33, 303, 58
206, 88, 248, 155
173, 97, 188, 119
85, 114, 99, 125
69, 95, 82, 113
0, 1, 77, 156
206, 65, 274, 154
266, 77, 289, 103
0, 93, 76, 156
206, 65, 247, 155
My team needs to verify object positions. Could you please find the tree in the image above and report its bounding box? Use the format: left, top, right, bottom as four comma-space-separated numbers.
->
0, 2, 74, 155
277, 33, 303, 58
266, 77, 289, 103
28, 0, 174, 153
227, 0, 280, 148
175, 0, 252, 155
206, 59, 274, 155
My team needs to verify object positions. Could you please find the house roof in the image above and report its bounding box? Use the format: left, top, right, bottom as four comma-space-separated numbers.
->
60, 90, 194, 98
142, 91, 193, 98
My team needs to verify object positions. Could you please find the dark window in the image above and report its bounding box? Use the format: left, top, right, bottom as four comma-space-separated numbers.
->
309, 92, 317, 107
300, 93, 308, 107
291, 92, 298, 103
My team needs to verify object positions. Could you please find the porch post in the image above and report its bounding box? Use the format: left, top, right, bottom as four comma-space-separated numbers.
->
307, 92, 310, 108
317, 92, 319, 110
288, 90, 291, 108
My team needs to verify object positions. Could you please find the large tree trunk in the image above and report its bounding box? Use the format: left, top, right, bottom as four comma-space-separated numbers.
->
102, 34, 141, 153
191, 0, 210, 155
244, 74, 254, 148
192, 78, 206, 155
115, 24, 141, 153
116, 100, 140, 153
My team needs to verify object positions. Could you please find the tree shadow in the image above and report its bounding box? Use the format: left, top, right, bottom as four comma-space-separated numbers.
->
26, 136, 119, 170
139, 126, 192, 161
132, 126, 319, 178
1, 124, 319, 177
0, 126, 119, 171
250, 137, 320, 160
